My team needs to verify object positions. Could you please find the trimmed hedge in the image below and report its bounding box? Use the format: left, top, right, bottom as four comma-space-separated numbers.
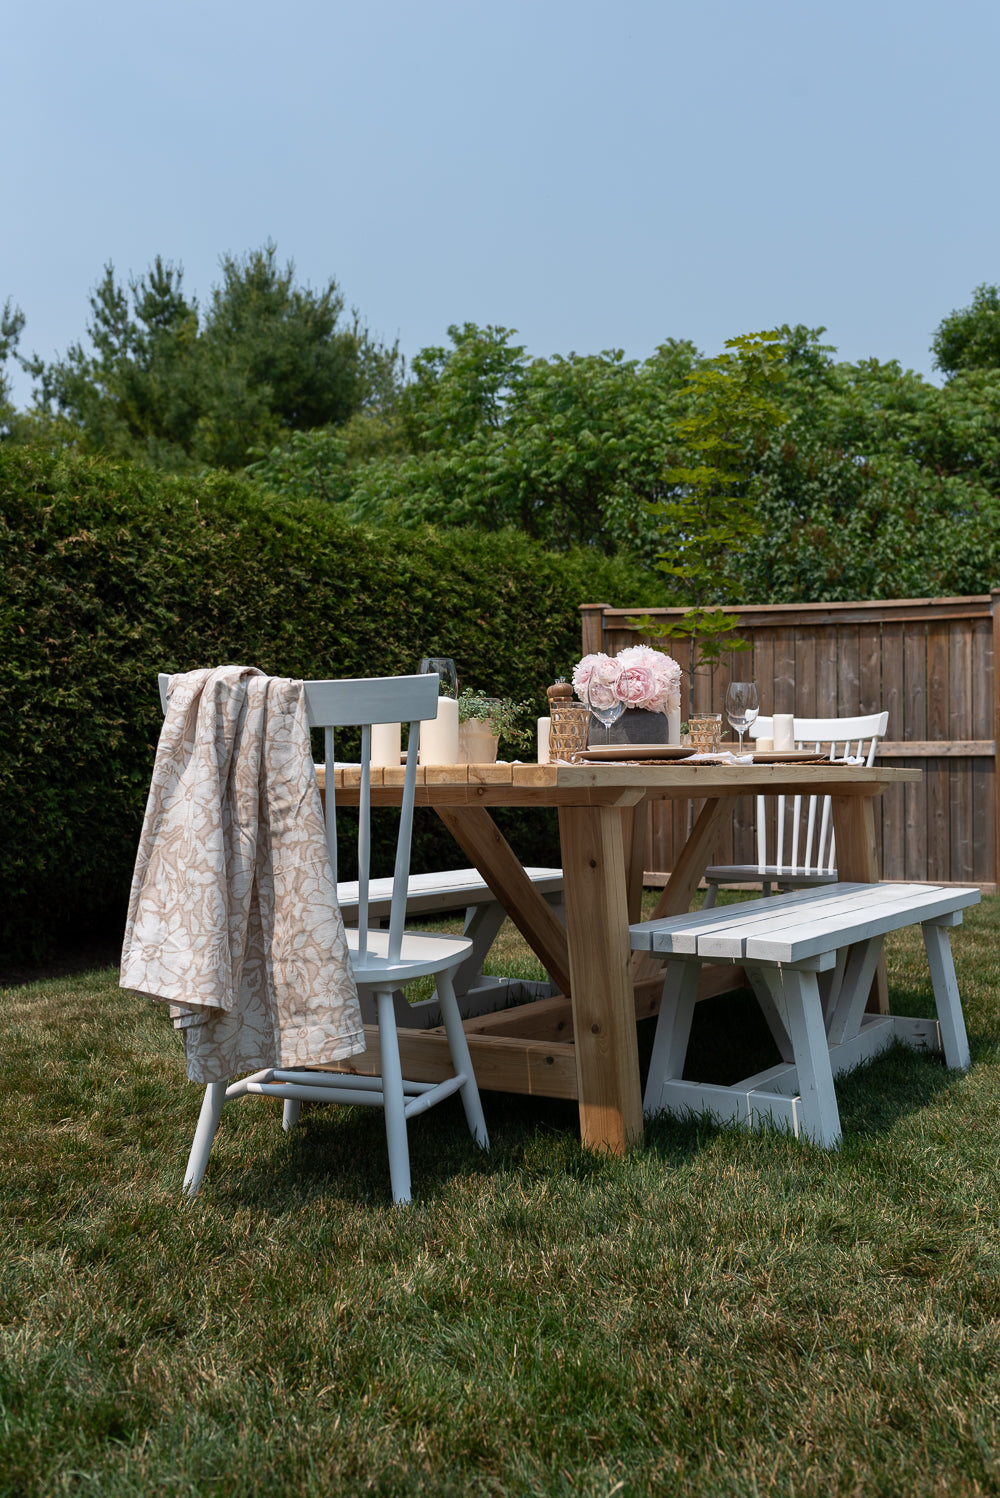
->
1, 444, 665, 962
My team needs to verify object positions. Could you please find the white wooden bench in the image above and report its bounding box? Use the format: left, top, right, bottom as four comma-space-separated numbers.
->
630, 882, 979, 1148
337, 867, 564, 1029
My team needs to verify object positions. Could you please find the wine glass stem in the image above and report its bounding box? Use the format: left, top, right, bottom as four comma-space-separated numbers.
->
738, 729, 745, 752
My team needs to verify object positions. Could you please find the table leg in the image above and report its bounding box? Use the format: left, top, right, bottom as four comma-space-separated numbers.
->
648, 798, 729, 919
830, 793, 889, 1014
632, 797, 733, 996
434, 805, 571, 997
558, 803, 644, 1154
621, 804, 647, 924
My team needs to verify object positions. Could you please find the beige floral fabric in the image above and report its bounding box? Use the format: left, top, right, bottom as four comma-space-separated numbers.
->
120, 666, 365, 1083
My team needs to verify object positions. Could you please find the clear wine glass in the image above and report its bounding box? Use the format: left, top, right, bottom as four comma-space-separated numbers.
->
725, 681, 759, 754
419, 656, 458, 698
586, 680, 625, 746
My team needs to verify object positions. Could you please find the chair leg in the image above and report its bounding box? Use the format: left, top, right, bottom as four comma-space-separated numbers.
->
435, 967, 490, 1149
183, 1080, 228, 1196
282, 1099, 302, 1131
702, 882, 718, 909
375, 988, 412, 1206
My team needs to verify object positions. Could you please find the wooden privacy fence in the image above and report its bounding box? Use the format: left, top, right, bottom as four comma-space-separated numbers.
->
580, 592, 1000, 892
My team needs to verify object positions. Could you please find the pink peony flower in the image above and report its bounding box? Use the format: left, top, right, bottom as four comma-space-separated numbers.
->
573, 645, 680, 715
616, 663, 656, 706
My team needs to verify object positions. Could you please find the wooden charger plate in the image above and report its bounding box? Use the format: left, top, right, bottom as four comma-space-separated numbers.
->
576, 744, 696, 762
577, 745, 830, 764
746, 750, 829, 763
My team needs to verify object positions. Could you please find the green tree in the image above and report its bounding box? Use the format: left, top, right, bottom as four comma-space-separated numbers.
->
343, 324, 697, 560
631, 331, 789, 693
732, 332, 1000, 602
29, 244, 397, 471
932, 283, 1000, 377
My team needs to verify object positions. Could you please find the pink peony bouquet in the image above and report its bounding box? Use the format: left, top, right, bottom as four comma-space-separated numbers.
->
572, 645, 681, 716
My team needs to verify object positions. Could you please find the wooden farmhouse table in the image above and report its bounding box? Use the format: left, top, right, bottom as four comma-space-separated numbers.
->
318, 759, 920, 1156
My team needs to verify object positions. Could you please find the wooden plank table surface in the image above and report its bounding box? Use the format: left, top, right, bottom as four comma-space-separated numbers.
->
318, 760, 920, 1157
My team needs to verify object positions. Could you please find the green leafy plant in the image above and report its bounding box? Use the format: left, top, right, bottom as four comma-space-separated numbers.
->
630, 330, 789, 701
457, 690, 534, 751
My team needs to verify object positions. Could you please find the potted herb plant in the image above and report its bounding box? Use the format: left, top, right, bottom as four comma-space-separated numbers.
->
456, 690, 533, 763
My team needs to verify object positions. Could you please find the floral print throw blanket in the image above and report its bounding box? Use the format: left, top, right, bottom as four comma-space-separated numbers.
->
120, 666, 365, 1083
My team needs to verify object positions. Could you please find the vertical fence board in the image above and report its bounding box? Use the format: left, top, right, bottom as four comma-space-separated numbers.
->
795, 629, 818, 719
773, 626, 797, 715
926, 625, 950, 881
838, 625, 860, 719
816, 628, 839, 718
879, 623, 905, 879
903, 624, 928, 882
949, 622, 974, 883
972, 618, 994, 883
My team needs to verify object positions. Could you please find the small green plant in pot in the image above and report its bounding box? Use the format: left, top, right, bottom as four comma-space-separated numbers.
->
456, 690, 533, 763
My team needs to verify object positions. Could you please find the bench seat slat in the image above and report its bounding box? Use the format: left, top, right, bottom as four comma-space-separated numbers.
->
631, 884, 873, 956
337, 866, 563, 921
741, 885, 981, 964
632, 883, 980, 964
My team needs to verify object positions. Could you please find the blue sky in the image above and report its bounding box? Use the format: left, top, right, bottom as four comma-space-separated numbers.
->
4, 0, 999, 407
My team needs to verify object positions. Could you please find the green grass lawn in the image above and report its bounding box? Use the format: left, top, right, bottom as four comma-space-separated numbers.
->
3, 897, 1000, 1496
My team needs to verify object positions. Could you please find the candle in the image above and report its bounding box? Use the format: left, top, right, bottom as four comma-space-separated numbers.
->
419, 693, 459, 764
537, 717, 551, 764
773, 714, 795, 751
371, 721, 401, 766
754, 737, 774, 753
668, 706, 681, 746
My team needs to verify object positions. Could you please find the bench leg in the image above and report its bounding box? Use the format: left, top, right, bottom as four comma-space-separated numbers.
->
643, 960, 701, 1116
826, 936, 885, 1047
780, 969, 842, 1149
743, 963, 794, 1063
922, 921, 971, 1071
452, 901, 507, 996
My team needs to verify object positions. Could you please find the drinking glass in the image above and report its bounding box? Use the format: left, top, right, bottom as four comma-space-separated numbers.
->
419, 656, 458, 698
586, 681, 624, 745
725, 681, 759, 753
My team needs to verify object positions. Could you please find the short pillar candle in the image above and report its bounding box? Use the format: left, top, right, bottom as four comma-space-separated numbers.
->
419, 694, 459, 764
773, 714, 795, 751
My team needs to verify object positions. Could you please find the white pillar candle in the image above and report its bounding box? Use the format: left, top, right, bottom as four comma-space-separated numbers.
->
668, 706, 681, 746
754, 737, 774, 753
773, 714, 795, 751
419, 693, 459, 764
371, 721, 401, 767
537, 716, 551, 764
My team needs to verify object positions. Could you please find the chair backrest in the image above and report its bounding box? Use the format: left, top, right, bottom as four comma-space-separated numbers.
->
749, 710, 888, 874
157, 671, 440, 964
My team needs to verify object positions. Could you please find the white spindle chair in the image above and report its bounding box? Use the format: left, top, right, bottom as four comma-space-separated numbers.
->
703, 711, 888, 908
159, 672, 489, 1206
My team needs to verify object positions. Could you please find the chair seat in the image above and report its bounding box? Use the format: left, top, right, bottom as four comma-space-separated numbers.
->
346, 927, 474, 984
705, 864, 839, 886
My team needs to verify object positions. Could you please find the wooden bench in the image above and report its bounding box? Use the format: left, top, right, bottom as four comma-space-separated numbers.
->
630, 882, 979, 1148
337, 867, 565, 1028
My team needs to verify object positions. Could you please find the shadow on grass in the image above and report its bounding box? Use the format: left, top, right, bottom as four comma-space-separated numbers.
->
194, 987, 974, 1206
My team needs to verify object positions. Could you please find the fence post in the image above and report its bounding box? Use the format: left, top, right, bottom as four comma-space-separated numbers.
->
993, 589, 1000, 890
580, 603, 610, 658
